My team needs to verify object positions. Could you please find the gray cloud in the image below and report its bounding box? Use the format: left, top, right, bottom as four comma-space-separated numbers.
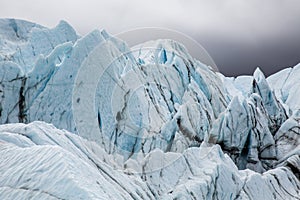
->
1, 0, 300, 76
199, 33, 300, 76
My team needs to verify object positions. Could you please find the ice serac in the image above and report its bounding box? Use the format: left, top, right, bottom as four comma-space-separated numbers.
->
207, 93, 277, 172
88, 38, 227, 158
26, 29, 107, 132
253, 68, 287, 134
268, 63, 300, 113
208, 96, 252, 168
246, 94, 277, 172
0, 19, 77, 73
0, 19, 299, 199
274, 110, 300, 166
0, 19, 78, 125
212, 68, 293, 172
0, 61, 23, 124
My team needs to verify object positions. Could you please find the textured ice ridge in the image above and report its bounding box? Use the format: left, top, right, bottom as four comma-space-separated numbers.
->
0, 19, 299, 199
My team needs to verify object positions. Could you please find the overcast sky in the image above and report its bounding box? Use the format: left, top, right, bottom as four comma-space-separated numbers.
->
1, 0, 300, 76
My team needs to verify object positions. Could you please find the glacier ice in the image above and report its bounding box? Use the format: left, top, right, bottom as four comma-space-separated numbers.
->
0, 19, 299, 199
1, 122, 299, 199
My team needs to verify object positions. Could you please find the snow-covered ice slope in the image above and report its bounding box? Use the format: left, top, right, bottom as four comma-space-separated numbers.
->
0, 19, 299, 199
0, 122, 299, 199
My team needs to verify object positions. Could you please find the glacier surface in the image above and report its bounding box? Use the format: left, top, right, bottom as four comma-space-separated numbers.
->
0, 19, 299, 199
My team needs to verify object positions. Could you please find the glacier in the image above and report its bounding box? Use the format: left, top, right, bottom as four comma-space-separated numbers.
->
0, 19, 299, 199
